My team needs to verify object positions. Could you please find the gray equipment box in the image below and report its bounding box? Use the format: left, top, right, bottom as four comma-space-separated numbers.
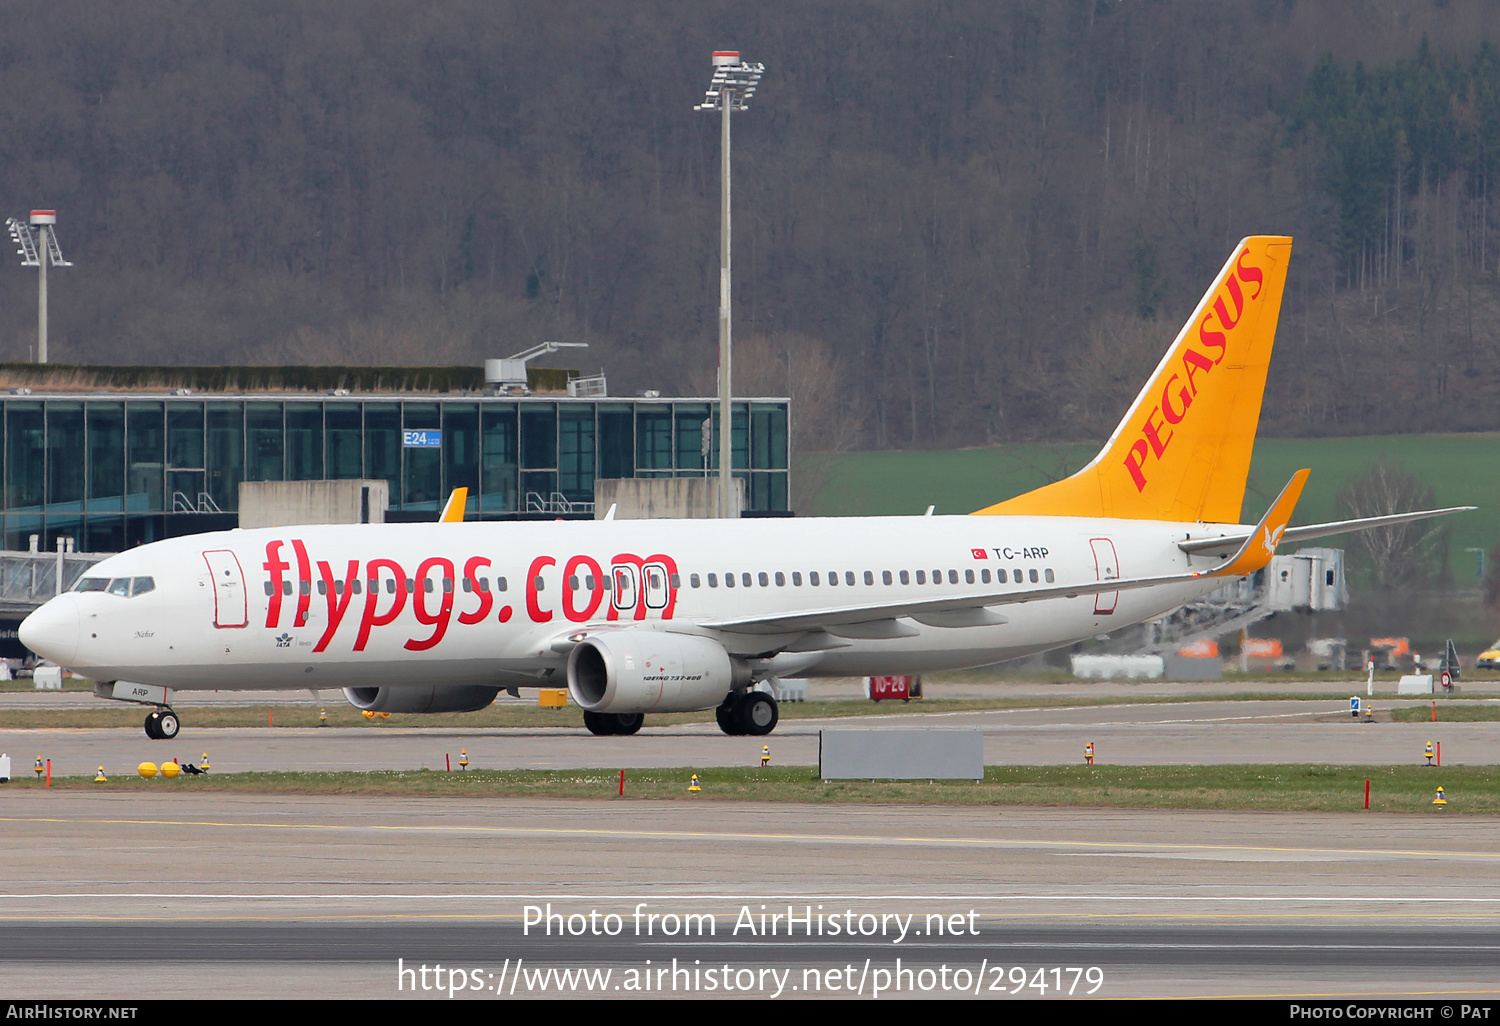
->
819, 729, 983, 780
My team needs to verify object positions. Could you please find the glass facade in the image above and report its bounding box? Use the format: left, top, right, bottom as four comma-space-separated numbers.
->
0, 396, 790, 551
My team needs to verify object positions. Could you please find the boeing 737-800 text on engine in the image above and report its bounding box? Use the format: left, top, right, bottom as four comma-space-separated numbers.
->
17, 237, 1470, 739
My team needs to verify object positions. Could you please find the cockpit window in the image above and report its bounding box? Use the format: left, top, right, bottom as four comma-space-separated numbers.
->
76, 576, 154, 597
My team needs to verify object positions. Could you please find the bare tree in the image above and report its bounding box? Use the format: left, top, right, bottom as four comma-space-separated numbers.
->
1337, 461, 1444, 590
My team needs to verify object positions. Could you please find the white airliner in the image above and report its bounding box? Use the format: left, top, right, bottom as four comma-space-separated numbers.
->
18, 236, 1469, 740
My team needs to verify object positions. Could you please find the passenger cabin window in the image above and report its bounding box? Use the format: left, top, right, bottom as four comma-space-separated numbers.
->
997, 569, 1007, 583
948, 570, 958, 584
845, 571, 856, 586
965, 569, 975, 584
775, 572, 785, 586
916, 570, 925, 584
864, 571, 874, 586
759, 572, 769, 587
1045, 569, 1055, 583
792, 572, 802, 586
1029, 569, 1039, 583
899, 570, 908, 585
707, 573, 718, 588
809, 571, 819, 585
690, 574, 701, 589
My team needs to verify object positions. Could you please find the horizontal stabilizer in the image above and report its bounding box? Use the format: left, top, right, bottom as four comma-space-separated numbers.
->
1178, 505, 1476, 557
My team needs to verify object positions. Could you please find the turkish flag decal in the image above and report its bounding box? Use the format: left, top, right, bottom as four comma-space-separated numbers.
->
971, 548, 988, 559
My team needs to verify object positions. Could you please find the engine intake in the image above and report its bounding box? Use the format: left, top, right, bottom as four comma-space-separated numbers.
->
567, 630, 743, 713
342, 685, 500, 714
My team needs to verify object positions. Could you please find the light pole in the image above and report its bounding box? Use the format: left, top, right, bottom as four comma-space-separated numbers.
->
696, 51, 764, 517
6, 210, 72, 364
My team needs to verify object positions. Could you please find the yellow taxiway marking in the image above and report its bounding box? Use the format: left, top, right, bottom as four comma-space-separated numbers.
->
3, 814, 1500, 861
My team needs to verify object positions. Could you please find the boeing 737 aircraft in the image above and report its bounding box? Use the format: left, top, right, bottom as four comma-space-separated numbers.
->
18, 236, 1470, 740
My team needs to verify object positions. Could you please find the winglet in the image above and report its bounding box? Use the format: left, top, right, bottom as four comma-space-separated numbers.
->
439, 487, 468, 523
1201, 469, 1309, 578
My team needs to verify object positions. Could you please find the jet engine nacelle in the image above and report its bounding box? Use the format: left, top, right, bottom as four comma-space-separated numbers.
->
342, 685, 501, 714
567, 630, 745, 714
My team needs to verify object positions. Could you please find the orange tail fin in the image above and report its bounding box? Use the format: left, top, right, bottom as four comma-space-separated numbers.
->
974, 236, 1293, 523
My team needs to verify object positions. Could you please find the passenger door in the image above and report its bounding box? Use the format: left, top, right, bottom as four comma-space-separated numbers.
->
202, 549, 248, 628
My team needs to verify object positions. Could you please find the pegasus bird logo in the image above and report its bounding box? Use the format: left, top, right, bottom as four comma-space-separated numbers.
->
1261, 523, 1287, 556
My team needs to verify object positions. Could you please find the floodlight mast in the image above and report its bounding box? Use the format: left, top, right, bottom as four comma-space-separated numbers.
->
5, 210, 72, 364
696, 51, 764, 517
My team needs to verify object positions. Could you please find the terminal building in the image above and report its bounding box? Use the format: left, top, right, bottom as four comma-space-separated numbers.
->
0, 363, 791, 554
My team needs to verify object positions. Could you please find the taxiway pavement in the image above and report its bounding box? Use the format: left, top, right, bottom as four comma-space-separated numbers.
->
4, 698, 1500, 774
0, 792, 1496, 999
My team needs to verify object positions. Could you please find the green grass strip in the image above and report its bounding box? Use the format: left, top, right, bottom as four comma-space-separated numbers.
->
10, 764, 1492, 813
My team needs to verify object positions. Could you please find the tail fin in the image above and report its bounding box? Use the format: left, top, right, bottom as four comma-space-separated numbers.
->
974, 235, 1293, 523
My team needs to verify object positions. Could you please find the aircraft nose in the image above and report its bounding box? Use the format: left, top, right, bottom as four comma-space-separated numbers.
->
19, 595, 80, 667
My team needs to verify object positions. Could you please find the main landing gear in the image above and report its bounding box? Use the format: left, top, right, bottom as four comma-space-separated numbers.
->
144, 708, 180, 740
715, 691, 779, 737
583, 711, 645, 736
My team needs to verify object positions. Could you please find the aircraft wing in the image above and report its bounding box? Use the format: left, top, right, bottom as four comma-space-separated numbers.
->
1176, 506, 1475, 558
703, 471, 1311, 636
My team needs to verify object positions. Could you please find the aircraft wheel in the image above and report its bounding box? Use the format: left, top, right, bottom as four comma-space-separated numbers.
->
157, 711, 180, 739
582, 710, 617, 736
736, 692, 779, 736
715, 700, 744, 736
144, 713, 162, 740
613, 713, 644, 736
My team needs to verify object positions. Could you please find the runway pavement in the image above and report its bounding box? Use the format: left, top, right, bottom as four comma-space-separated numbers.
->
0, 792, 1497, 999
4, 699, 1500, 774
